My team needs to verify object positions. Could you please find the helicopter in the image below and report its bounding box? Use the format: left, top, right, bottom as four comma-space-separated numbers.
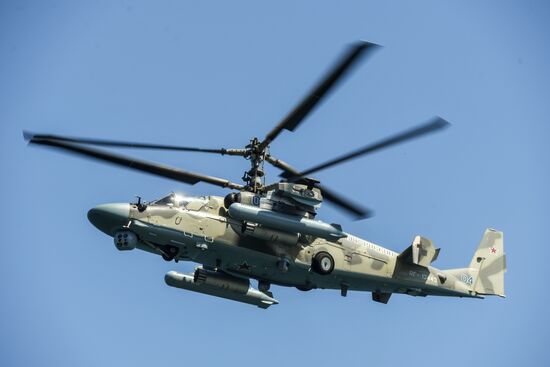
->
24, 41, 506, 308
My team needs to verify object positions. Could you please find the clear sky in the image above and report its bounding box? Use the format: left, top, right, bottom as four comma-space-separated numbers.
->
1, 1, 549, 366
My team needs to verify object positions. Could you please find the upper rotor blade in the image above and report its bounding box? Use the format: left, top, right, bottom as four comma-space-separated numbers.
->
265, 155, 373, 220
259, 41, 380, 150
281, 116, 450, 179
25, 133, 244, 190
23, 131, 246, 156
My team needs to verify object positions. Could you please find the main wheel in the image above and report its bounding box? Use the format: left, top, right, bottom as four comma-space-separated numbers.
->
312, 252, 334, 275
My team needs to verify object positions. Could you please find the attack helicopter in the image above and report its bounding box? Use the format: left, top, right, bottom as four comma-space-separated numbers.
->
24, 41, 506, 308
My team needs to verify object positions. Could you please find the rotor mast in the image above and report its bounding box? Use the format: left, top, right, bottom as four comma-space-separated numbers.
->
243, 137, 267, 193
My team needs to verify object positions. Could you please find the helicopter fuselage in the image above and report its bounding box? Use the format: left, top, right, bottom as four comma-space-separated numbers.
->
88, 194, 478, 305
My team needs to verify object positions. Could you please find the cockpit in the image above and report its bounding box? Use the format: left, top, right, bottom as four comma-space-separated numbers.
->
148, 193, 209, 210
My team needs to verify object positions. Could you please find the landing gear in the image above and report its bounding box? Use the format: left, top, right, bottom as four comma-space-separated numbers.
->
162, 245, 179, 262
258, 280, 271, 292
312, 252, 334, 275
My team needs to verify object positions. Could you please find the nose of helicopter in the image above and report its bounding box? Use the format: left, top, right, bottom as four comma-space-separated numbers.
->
87, 203, 130, 236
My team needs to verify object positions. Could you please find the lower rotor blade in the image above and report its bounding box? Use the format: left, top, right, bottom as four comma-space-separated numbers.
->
265, 155, 373, 219
319, 184, 374, 220
25, 133, 244, 190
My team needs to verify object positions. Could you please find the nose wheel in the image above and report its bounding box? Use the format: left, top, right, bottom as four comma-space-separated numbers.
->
162, 245, 179, 261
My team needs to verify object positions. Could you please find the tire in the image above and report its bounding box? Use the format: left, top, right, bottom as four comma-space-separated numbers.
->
312, 251, 334, 275
162, 253, 174, 261
162, 245, 179, 261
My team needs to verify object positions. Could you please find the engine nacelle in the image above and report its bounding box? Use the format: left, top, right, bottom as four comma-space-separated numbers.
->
228, 203, 346, 240
223, 191, 258, 209
193, 268, 249, 294
113, 230, 138, 251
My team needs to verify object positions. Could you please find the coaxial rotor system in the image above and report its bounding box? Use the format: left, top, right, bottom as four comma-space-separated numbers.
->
24, 41, 449, 220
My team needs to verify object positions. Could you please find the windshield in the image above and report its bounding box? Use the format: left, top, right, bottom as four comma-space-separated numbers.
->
149, 193, 207, 208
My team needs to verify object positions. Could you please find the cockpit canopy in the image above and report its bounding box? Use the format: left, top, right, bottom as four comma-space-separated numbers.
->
149, 193, 208, 209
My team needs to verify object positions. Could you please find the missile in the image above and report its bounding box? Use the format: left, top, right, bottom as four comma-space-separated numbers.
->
228, 203, 346, 240
164, 269, 278, 309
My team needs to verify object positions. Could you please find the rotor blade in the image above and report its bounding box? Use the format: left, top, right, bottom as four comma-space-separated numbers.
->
25, 133, 244, 190
259, 41, 380, 150
265, 155, 373, 220
23, 131, 246, 156
319, 184, 374, 220
281, 116, 450, 179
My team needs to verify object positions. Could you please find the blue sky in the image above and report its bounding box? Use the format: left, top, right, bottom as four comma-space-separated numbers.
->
1, 1, 549, 366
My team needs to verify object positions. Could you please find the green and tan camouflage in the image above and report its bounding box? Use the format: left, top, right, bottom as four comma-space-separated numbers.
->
88, 194, 506, 308
26, 41, 505, 308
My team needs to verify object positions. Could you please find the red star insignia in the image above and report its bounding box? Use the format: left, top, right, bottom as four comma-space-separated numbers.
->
490, 247, 497, 254
237, 262, 251, 271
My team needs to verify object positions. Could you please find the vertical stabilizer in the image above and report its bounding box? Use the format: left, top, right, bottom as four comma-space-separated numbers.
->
469, 228, 506, 297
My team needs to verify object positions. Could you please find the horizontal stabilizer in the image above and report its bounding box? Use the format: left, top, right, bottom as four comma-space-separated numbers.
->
398, 235, 440, 267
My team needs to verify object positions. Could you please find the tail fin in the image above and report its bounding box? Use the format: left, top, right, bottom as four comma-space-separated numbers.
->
469, 228, 507, 297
